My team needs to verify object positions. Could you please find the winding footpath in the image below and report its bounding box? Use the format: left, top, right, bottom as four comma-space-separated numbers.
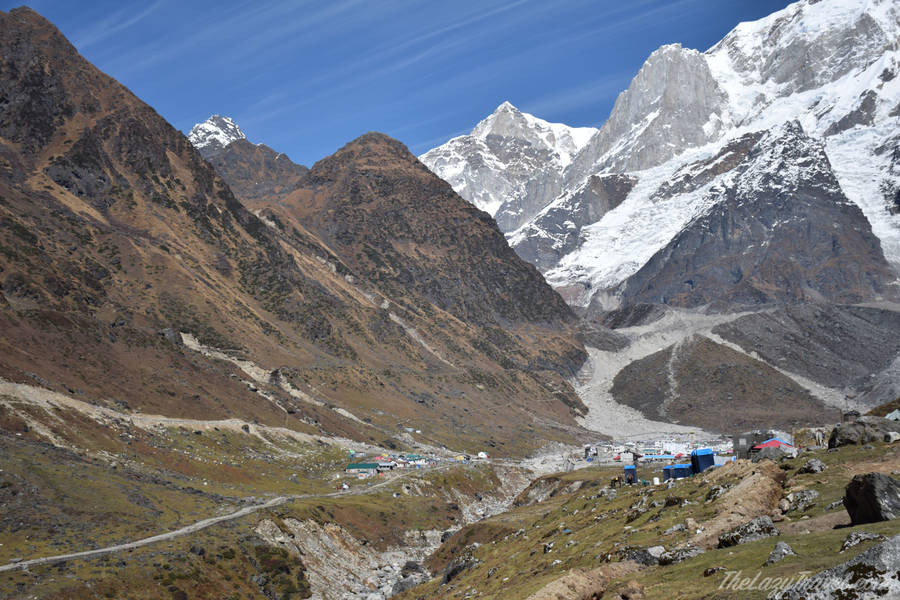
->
0, 465, 450, 574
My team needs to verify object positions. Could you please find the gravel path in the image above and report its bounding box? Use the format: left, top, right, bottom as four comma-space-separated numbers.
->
0, 465, 452, 573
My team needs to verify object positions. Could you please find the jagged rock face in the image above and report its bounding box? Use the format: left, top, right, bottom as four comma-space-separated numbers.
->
420, 102, 596, 228
187, 115, 246, 158
425, 0, 900, 310
568, 44, 727, 177
509, 174, 636, 272
206, 138, 308, 207
710, 0, 898, 103
619, 122, 896, 308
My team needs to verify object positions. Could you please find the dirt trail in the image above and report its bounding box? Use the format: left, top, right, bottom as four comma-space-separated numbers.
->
0, 378, 392, 460
0, 465, 454, 574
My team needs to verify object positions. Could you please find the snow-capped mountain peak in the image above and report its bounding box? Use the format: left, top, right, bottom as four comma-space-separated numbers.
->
423, 0, 900, 313
419, 102, 598, 228
470, 101, 596, 166
188, 115, 246, 158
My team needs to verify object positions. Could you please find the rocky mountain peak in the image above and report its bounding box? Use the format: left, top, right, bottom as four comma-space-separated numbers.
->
568, 42, 728, 177
471, 101, 526, 139
471, 101, 596, 165
708, 0, 898, 102
420, 104, 597, 227
305, 132, 420, 187
188, 115, 246, 158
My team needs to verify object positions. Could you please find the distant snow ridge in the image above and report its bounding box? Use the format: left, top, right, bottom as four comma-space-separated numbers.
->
420, 102, 597, 230
188, 115, 246, 158
423, 0, 900, 308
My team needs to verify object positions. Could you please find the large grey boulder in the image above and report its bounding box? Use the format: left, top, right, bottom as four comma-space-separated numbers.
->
843, 472, 900, 524
752, 446, 788, 463
829, 417, 900, 448
718, 516, 779, 548
770, 535, 900, 599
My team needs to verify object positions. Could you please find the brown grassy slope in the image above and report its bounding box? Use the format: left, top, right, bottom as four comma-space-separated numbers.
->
0, 7, 586, 454
610, 335, 839, 433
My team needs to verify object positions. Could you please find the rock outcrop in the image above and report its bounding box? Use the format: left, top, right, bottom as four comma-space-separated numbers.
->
830, 417, 900, 448
771, 534, 900, 600
717, 516, 779, 548
619, 122, 896, 309
843, 472, 900, 524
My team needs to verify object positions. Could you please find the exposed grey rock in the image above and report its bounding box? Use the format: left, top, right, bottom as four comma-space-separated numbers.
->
783, 490, 819, 514
771, 535, 900, 599
718, 516, 779, 548
706, 485, 729, 503
843, 472, 900, 524
510, 174, 637, 271
798, 459, 827, 474
441, 549, 481, 585
659, 545, 703, 565
765, 541, 796, 565
568, 44, 727, 177
840, 531, 887, 552
830, 417, 900, 448
664, 523, 686, 535
618, 545, 666, 566
823, 90, 878, 137
601, 303, 668, 330
419, 101, 596, 229
753, 447, 789, 463
619, 122, 896, 309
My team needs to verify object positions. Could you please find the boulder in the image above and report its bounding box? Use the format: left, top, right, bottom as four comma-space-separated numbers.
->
840, 531, 887, 552
797, 458, 826, 474
765, 541, 796, 565
752, 447, 787, 463
718, 516, 779, 548
843, 472, 900, 524
829, 417, 900, 448
705, 485, 728, 502
783, 490, 819, 513
617, 545, 665, 566
771, 535, 900, 599
658, 545, 703, 565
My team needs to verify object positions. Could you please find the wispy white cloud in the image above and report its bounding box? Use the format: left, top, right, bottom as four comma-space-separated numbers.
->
71, 0, 165, 49
408, 128, 471, 154
520, 75, 631, 122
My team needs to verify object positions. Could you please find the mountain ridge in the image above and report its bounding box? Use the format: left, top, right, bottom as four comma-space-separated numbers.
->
423, 0, 900, 313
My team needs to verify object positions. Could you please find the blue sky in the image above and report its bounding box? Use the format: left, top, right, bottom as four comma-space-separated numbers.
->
8, 0, 793, 166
